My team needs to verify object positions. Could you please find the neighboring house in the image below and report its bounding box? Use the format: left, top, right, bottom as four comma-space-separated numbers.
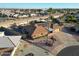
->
13, 14, 19, 18
22, 14, 29, 17
32, 24, 48, 39
64, 23, 76, 28
18, 14, 29, 18
40, 19, 47, 22
30, 13, 37, 17
64, 23, 79, 32
0, 32, 21, 56
1, 10, 12, 17
53, 24, 60, 33
53, 14, 64, 18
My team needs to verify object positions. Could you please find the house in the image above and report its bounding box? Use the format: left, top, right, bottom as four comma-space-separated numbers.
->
31, 24, 48, 39
0, 32, 21, 56
53, 14, 64, 18
64, 23, 76, 27
22, 23, 48, 39
13, 14, 19, 18
30, 13, 37, 17
53, 24, 60, 32
40, 19, 47, 22
64, 23, 77, 32
18, 14, 29, 18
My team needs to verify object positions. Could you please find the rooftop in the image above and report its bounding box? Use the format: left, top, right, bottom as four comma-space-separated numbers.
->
0, 36, 21, 48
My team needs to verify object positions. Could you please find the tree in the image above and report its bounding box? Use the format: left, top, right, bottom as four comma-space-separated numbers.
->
65, 15, 77, 23
47, 8, 53, 14
47, 8, 56, 14
49, 16, 57, 24
2, 14, 8, 17
37, 9, 42, 13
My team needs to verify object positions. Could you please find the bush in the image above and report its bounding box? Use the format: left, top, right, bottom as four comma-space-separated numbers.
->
0, 27, 20, 35
65, 15, 77, 23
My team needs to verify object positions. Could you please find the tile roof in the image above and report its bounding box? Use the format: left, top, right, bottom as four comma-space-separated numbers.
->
32, 25, 48, 38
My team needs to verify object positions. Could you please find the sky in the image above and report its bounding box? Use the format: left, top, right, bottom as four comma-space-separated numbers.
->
0, 3, 79, 8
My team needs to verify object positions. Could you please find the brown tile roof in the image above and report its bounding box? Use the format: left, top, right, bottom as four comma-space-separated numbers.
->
32, 25, 48, 38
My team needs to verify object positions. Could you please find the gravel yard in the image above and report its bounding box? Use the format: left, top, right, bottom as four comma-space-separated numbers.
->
14, 40, 53, 56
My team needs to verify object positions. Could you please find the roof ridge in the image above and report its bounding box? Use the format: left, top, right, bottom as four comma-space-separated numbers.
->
7, 37, 16, 47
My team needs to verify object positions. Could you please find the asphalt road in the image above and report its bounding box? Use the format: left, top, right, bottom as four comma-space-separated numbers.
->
57, 46, 79, 56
